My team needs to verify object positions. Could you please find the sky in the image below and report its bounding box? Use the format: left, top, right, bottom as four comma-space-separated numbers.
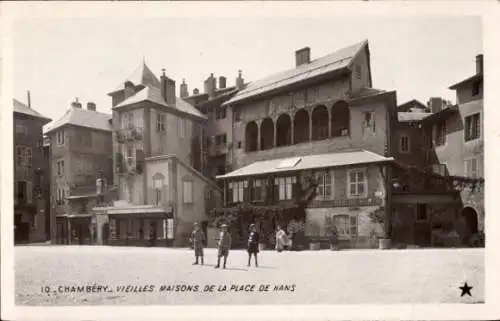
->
13, 16, 482, 123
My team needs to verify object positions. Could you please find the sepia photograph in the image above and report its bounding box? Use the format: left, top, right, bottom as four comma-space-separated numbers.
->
1, 1, 499, 320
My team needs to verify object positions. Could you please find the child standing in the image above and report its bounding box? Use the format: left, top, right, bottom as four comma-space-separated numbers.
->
215, 224, 232, 269
190, 222, 206, 265
247, 224, 259, 267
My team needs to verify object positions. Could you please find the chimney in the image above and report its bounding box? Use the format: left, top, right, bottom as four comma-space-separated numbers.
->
71, 98, 82, 109
219, 76, 227, 89
476, 54, 483, 75
27, 90, 31, 108
429, 97, 444, 114
204, 73, 216, 98
124, 81, 135, 99
193, 88, 200, 95
160, 68, 176, 105
180, 79, 189, 98
295, 47, 311, 67
235, 70, 244, 90
87, 102, 96, 111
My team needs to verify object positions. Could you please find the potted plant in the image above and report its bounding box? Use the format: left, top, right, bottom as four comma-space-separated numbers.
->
307, 221, 321, 251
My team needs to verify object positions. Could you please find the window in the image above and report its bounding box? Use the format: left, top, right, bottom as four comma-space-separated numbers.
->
275, 176, 296, 201
57, 160, 65, 176
215, 106, 226, 120
234, 108, 242, 122
56, 130, 65, 145
15, 124, 27, 135
178, 117, 186, 138
332, 214, 357, 238
215, 134, 227, 146
17, 181, 27, 204
348, 169, 367, 198
472, 80, 481, 96
16, 146, 31, 167
183, 180, 193, 203
399, 135, 410, 153
230, 180, 247, 203
355, 65, 362, 79
465, 113, 480, 141
253, 179, 267, 201
315, 171, 332, 200
156, 113, 166, 132
432, 163, 447, 176
465, 158, 479, 178
153, 174, 164, 206
434, 121, 446, 147
362, 111, 375, 133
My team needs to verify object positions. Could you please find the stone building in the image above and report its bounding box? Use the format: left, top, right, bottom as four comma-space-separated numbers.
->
215, 40, 402, 249
13, 94, 51, 243
419, 54, 484, 246
44, 99, 114, 244
93, 62, 222, 247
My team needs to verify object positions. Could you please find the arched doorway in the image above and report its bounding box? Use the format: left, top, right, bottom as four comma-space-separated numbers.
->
245, 121, 258, 152
276, 114, 292, 147
293, 109, 309, 144
331, 100, 350, 137
311, 105, 329, 141
462, 206, 478, 234
260, 117, 274, 150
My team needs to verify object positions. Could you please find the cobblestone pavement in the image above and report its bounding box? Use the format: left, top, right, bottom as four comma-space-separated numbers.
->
15, 246, 484, 305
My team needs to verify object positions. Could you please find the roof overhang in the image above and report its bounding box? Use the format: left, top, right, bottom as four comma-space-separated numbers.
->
449, 74, 482, 90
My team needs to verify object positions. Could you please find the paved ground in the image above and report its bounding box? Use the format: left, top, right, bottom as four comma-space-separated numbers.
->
15, 246, 484, 305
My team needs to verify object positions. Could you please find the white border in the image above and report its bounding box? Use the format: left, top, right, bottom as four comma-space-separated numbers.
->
2, 1, 500, 320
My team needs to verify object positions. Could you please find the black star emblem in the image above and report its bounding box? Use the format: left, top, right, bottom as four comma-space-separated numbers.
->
459, 282, 473, 297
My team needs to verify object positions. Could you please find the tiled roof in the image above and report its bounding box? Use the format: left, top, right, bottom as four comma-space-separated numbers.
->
13, 99, 51, 122
115, 85, 207, 120
109, 62, 161, 94
398, 112, 432, 122
224, 40, 368, 106
44, 107, 112, 134
449, 73, 482, 90
216, 149, 393, 179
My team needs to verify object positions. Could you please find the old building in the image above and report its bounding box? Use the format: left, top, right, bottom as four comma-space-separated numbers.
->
214, 40, 403, 249
183, 72, 242, 181
93, 62, 221, 247
44, 99, 114, 244
419, 54, 484, 246
13, 93, 51, 243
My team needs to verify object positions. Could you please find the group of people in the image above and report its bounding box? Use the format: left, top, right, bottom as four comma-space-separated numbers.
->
189, 223, 293, 269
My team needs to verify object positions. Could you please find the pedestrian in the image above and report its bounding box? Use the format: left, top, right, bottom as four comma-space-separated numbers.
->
275, 225, 289, 253
215, 224, 232, 269
247, 223, 259, 267
190, 222, 206, 265
328, 224, 338, 250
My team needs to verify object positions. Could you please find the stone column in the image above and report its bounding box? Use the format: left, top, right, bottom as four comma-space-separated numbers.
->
273, 117, 278, 148
328, 108, 332, 138
256, 120, 261, 151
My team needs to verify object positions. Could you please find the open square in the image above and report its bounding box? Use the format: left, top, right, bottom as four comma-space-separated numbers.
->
15, 246, 484, 305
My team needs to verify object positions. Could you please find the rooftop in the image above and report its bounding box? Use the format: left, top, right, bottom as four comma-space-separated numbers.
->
13, 99, 51, 123
115, 85, 207, 120
216, 149, 393, 179
224, 40, 368, 106
44, 107, 112, 134
397, 112, 432, 122
398, 99, 428, 112
449, 73, 483, 90
109, 61, 161, 94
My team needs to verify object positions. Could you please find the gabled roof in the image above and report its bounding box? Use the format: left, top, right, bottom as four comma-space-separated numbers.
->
108, 62, 161, 94
115, 85, 207, 120
216, 149, 393, 179
224, 40, 368, 106
13, 99, 51, 123
44, 107, 112, 134
398, 99, 428, 112
449, 73, 482, 90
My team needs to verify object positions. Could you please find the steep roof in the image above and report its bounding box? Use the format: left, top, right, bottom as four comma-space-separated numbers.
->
109, 62, 161, 94
217, 149, 393, 179
449, 73, 482, 90
398, 99, 428, 112
224, 40, 368, 106
13, 99, 51, 123
115, 85, 207, 120
44, 107, 112, 134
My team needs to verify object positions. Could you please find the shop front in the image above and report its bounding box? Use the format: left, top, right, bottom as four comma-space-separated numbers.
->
55, 214, 95, 245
